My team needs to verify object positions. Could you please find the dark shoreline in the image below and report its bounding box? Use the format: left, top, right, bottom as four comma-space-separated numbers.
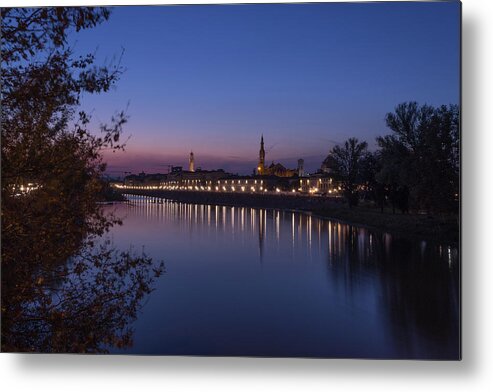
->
118, 189, 459, 244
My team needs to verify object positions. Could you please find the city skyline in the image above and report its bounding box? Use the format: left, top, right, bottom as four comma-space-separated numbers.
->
71, 2, 460, 175
108, 134, 328, 176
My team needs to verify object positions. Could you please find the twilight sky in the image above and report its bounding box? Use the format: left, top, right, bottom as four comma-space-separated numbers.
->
73, 2, 460, 176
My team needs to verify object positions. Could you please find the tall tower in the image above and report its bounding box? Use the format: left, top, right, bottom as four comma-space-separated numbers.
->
297, 159, 305, 177
189, 151, 195, 172
258, 135, 265, 175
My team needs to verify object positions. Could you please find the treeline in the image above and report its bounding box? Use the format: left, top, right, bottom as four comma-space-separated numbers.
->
326, 102, 459, 215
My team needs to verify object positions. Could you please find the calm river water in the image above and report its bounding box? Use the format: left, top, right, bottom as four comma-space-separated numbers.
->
108, 195, 460, 359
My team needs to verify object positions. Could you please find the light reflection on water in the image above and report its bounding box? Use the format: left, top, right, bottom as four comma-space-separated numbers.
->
107, 195, 460, 359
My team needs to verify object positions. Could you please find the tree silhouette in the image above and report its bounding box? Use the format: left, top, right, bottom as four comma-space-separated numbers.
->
1, 7, 164, 353
377, 102, 459, 213
359, 151, 386, 212
329, 138, 368, 207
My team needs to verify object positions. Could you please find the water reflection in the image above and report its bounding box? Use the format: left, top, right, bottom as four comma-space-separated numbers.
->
1, 193, 164, 353
116, 195, 460, 359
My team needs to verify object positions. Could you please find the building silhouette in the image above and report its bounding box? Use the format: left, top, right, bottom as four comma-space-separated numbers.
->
120, 136, 341, 195
297, 159, 305, 177
189, 151, 195, 172
257, 135, 265, 175
257, 135, 296, 177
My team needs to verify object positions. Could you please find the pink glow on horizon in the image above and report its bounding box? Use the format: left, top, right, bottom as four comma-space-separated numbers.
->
102, 129, 331, 176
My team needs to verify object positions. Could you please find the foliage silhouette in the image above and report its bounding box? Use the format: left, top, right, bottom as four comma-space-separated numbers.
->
323, 102, 459, 216
1, 7, 164, 353
328, 138, 368, 207
377, 102, 459, 213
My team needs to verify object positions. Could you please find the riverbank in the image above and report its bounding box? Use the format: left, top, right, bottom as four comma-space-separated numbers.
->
119, 189, 459, 244
312, 204, 459, 244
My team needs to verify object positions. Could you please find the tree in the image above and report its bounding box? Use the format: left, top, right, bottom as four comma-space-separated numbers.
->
376, 102, 459, 213
328, 138, 368, 207
1, 7, 164, 352
360, 151, 386, 212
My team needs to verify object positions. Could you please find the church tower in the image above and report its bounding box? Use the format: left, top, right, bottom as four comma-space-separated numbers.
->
297, 158, 305, 177
189, 151, 195, 172
257, 135, 265, 175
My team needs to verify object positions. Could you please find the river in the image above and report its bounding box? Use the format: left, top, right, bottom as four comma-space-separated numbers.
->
106, 194, 460, 358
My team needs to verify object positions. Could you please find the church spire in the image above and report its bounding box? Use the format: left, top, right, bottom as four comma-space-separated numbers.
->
258, 134, 265, 175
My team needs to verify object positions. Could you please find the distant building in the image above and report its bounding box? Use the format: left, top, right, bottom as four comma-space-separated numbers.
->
299, 173, 339, 195
256, 135, 297, 178
257, 135, 265, 175
297, 159, 305, 177
321, 152, 337, 174
162, 169, 229, 189
124, 172, 167, 187
189, 151, 195, 172
216, 175, 294, 193
121, 137, 344, 196
265, 162, 297, 177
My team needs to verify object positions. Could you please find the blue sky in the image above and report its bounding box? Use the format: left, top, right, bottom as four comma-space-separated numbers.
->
73, 2, 460, 175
